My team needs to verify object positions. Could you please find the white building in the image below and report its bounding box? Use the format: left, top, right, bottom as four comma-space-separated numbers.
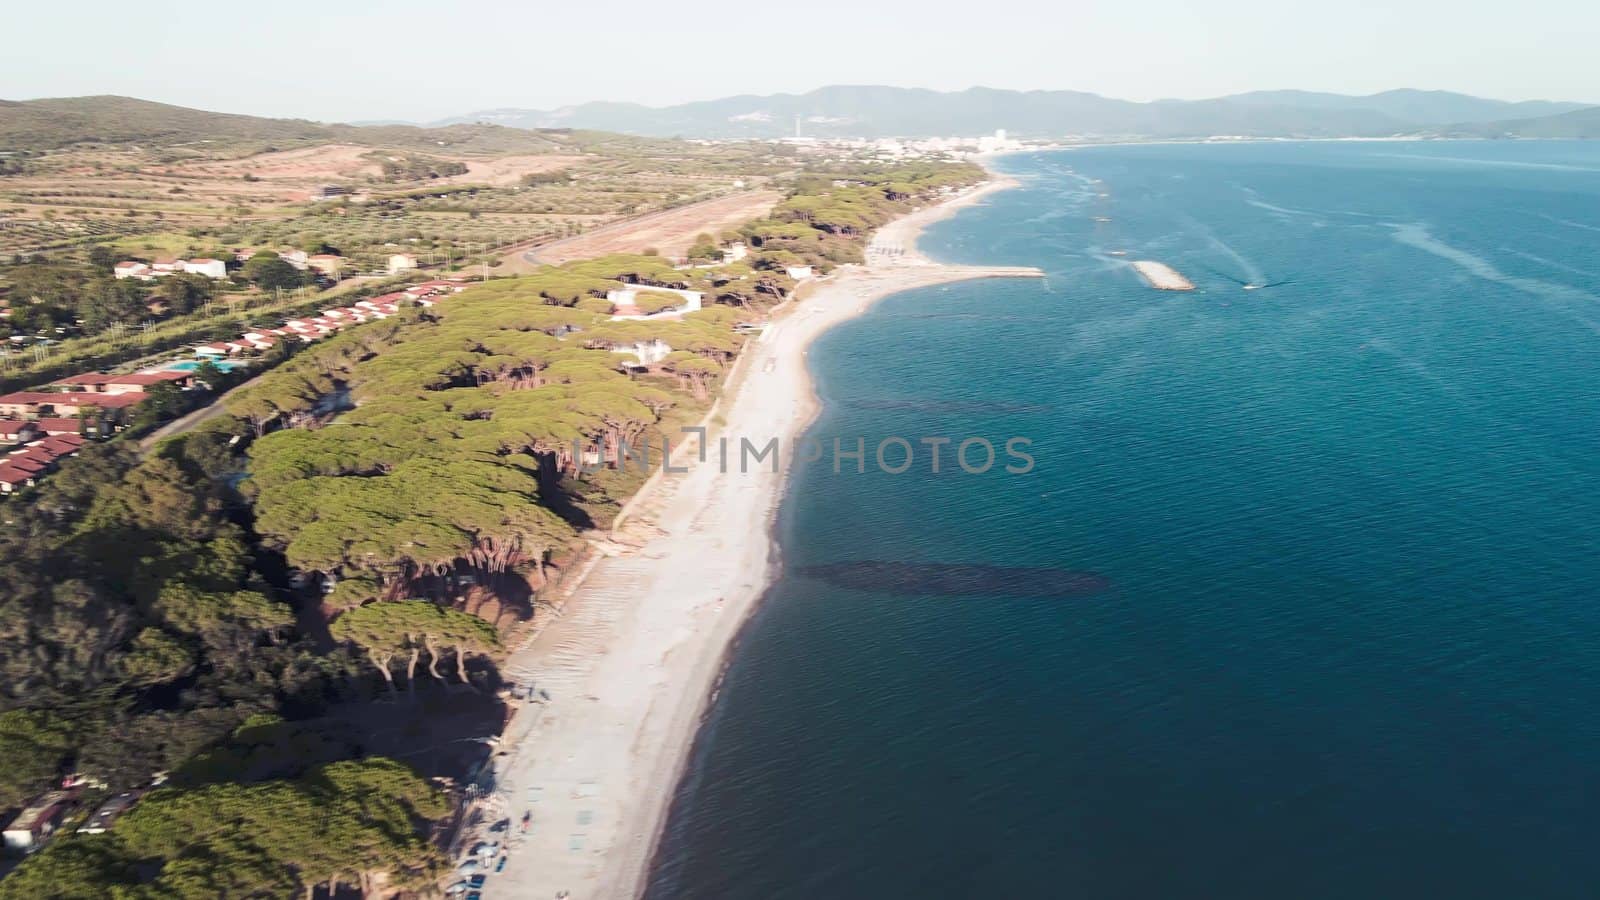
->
113, 261, 152, 280
977, 128, 1024, 154
388, 253, 419, 275
721, 242, 749, 263
4, 791, 72, 851
181, 258, 228, 279
281, 250, 310, 271
785, 265, 814, 280
610, 339, 674, 366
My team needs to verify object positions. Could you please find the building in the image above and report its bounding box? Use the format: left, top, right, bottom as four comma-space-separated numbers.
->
609, 338, 674, 366
34, 417, 99, 437
150, 258, 182, 275
77, 791, 143, 835
181, 258, 228, 279
51, 371, 193, 395
0, 391, 147, 419
388, 253, 420, 275
721, 242, 749, 263
403, 280, 462, 299
308, 254, 346, 276
0, 419, 39, 443
785, 265, 815, 280
113, 261, 152, 280
3, 791, 73, 851
280, 250, 310, 271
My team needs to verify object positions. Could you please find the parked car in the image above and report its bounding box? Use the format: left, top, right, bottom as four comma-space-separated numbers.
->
495, 855, 508, 873
469, 874, 487, 889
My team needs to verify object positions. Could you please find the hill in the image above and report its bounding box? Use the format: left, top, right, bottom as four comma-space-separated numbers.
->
435, 85, 1595, 140
1217, 89, 1587, 124
1440, 106, 1600, 139
0, 95, 598, 154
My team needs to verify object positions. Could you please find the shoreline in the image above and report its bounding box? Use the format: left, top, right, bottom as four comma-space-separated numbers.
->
490, 172, 1040, 900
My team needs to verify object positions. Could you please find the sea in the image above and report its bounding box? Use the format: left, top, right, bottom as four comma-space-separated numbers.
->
644, 141, 1600, 899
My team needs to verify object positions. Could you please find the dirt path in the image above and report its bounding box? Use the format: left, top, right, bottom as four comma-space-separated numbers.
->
498, 190, 782, 273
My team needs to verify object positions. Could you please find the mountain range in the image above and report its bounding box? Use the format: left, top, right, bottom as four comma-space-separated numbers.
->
434, 86, 1598, 140
4, 89, 1597, 153
0, 96, 597, 153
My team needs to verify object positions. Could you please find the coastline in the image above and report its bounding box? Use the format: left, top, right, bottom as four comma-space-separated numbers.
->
490, 172, 1040, 900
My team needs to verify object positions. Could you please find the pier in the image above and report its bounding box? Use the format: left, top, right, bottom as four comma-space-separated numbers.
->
1132, 260, 1195, 291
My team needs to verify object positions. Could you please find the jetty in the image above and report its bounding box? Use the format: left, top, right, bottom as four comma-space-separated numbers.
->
1131, 260, 1195, 291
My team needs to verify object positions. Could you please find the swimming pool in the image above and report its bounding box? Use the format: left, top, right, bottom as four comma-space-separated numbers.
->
162, 359, 251, 373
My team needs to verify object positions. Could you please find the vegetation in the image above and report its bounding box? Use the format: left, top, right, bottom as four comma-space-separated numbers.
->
0, 758, 448, 900
0, 95, 606, 154
0, 157, 982, 894
376, 153, 470, 182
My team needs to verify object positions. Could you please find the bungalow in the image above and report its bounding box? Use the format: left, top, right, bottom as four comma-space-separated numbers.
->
181, 258, 228, 279
387, 253, 419, 275
34, 417, 98, 437
0, 419, 39, 443
194, 343, 234, 358
0, 392, 60, 417
785, 265, 815, 280
113, 261, 152, 280
0, 391, 146, 419
150, 258, 183, 276
52, 371, 192, 395
2, 791, 74, 850
0, 463, 38, 495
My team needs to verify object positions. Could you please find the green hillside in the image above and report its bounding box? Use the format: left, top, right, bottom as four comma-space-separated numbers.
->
0, 95, 594, 154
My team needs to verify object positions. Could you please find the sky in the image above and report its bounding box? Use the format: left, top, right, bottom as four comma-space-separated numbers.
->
3, 0, 1594, 123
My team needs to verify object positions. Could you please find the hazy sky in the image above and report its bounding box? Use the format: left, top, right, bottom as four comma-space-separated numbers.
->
4, 0, 1593, 122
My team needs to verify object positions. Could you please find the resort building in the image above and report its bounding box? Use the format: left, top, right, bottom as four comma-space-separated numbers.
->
388, 253, 420, 274
2, 791, 74, 850
51, 371, 193, 394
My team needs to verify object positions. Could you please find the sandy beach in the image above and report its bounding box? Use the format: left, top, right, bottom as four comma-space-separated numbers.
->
486, 174, 1041, 900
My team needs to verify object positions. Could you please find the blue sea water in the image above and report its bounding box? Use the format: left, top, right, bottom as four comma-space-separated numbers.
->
644, 142, 1600, 899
